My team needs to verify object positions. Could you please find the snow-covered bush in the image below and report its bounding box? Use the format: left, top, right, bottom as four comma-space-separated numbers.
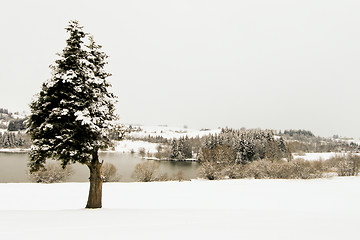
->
132, 161, 161, 182
29, 162, 73, 183
138, 147, 146, 157
102, 163, 121, 182
198, 155, 325, 180
327, 154, 360, 176
242, 159, 324, 179
198, 145, 236, 180
132, 162, 187, 182
198, 161, 223, 180
154, 145, 171, 160
172, 171, 185, 181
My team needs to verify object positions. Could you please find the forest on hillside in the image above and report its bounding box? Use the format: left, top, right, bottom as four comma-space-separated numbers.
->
0, 108, 30, 148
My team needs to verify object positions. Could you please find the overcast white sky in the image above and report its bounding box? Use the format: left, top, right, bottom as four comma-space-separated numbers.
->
0, 0, 359, 137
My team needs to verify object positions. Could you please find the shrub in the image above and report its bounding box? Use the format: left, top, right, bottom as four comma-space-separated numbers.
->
287, 159, 324, 179
221, 164, 244, 179
198, 158, 326, 180
138, 147, 146, 157
102, 162, 121, 182
198, 145, 236, 180
132, 161, 160, 182
244, 160, 274, 179
198, 161, 224, 180
146, 152, 153, 158
29, 162, 73, 183
172, 171, 185, 181
154, 145, 171, 160
327, 154, 360, 176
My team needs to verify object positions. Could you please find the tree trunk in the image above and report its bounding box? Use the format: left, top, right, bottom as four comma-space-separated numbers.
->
86, 151, 103, 208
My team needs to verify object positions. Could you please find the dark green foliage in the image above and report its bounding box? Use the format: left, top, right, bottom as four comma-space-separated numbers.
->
8, 118, 27, 131
283, 129, 315, 138
0, 108, 9, 114
181, 137, 193, 159
201, 128, 280, 164
127, 135, 169, 144
170, 137, 193, 160
198, 128, 293, 180
170, 139, 184, 160
27, 20, 120, 172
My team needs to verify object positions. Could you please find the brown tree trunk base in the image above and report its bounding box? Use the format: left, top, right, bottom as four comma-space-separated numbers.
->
86, 152, 103, 209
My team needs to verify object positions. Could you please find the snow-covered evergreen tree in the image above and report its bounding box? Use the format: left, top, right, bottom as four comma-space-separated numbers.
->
170, 139, 178, 160
182, 136, 193, 159
27, 20, 122, 208
176, 137, 185, 160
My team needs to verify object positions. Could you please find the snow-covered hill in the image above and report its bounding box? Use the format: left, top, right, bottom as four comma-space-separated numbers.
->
114, 125, 221, 154
113, 140, 159, 154
127, 125, 221, 139
0, 110, 27, 131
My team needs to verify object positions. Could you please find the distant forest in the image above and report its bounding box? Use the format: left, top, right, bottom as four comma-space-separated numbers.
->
1, 107, 359, 153
129, 128, 360, 161
0, 108, 27, 131
0, 108, 30, 148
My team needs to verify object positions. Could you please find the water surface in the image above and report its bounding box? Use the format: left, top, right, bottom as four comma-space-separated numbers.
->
0, 152, 199, 183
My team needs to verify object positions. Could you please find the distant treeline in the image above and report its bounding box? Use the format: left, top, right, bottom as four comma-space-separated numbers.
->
199, 128, 289, 163
0, 107, 28, 131
0, 131, 31, 148
7, 119, 27, 131
279, 129, 359, 153
282, 129, 315, 137
129, 128, 360, 161
0, 108, 9, 114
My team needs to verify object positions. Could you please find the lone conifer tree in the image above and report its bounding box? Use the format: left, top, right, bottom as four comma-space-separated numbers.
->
28, 20, 121, 208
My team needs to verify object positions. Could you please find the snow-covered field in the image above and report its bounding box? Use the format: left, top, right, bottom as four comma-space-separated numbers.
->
113, 140, 159, 154
0, 177, 359, 240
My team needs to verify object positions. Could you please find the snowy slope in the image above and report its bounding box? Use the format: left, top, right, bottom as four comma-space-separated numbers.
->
0, 177, 359, 240
128, 125, 221, 139
112, 125, 221, 154
113, 140, 159, 154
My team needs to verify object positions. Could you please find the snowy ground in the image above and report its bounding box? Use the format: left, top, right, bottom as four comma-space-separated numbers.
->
0, 148, 29, 153
0, 177, 359, 240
